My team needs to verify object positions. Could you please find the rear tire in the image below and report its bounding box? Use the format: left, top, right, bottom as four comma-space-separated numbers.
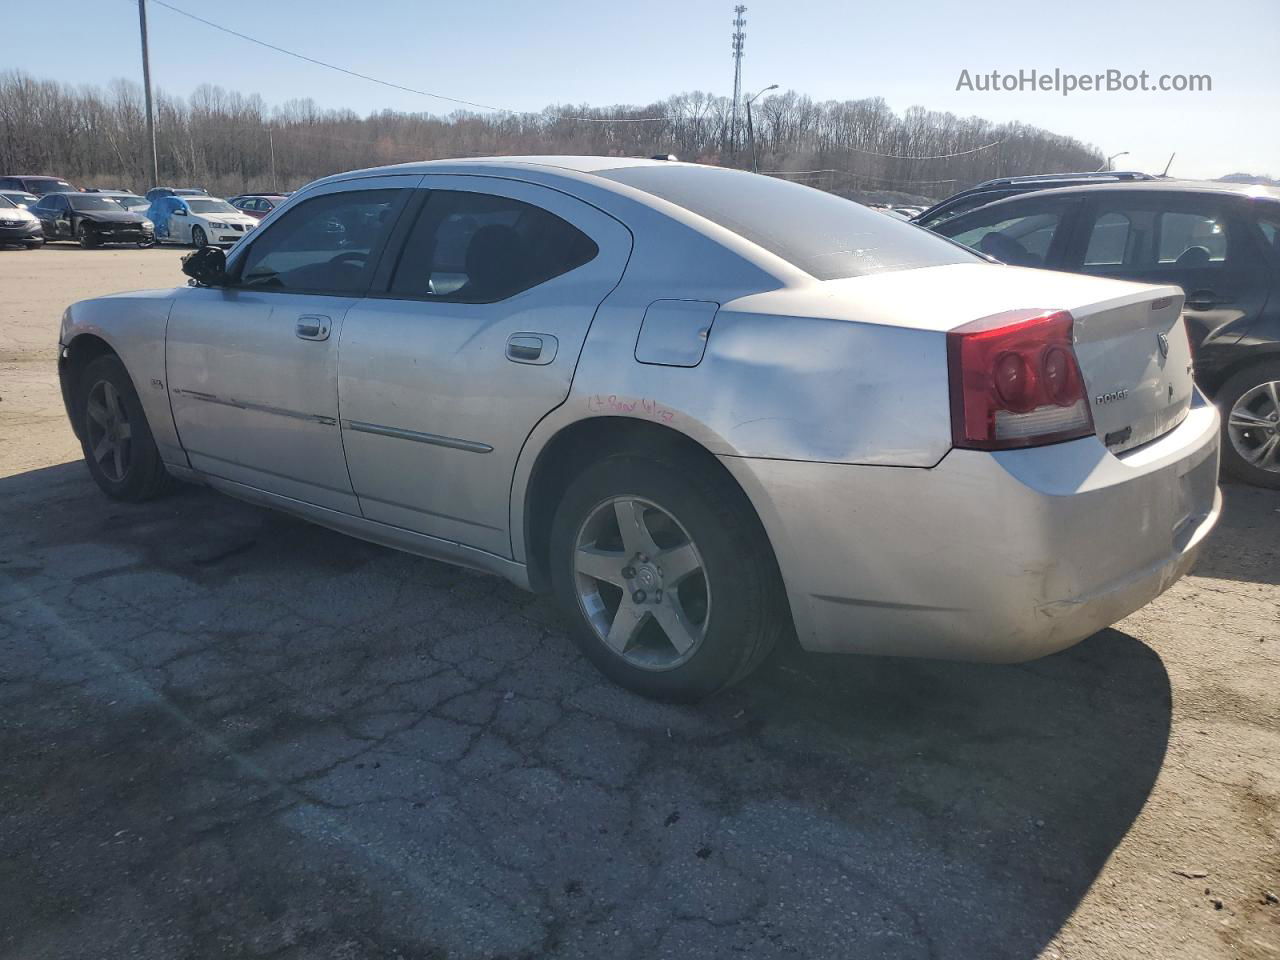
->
1217, 359, 1280, 489
549, 450, 785, 702
76, 354, 172, 502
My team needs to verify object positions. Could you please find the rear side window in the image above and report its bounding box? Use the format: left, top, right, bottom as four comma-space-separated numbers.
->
388, 190, 598, 301
598, 165, 976, 280
235, 189, 400, 294
1080, 201, 1235, 271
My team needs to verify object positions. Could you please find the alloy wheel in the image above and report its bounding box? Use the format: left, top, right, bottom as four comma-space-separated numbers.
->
1227, 380, 1280, 473
573, 496, 711, 670
85, 379, 132, 482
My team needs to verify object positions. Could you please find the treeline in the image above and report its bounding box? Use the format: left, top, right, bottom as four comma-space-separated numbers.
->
0, 71, 1103, 202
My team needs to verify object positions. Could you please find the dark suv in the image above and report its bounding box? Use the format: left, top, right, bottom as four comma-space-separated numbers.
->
931, 180, 1280, 487
0, 175, 79, 196
913, 171, 1159, 231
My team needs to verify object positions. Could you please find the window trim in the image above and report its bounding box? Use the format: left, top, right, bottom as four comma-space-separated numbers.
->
365, 186, 603, 306
225, 183, 413, 298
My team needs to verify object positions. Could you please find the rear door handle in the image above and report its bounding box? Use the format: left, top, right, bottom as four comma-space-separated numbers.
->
506, 333, 557, 365
296, 315, 331, 341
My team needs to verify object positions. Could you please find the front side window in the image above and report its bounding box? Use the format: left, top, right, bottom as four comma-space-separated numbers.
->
235, 188, 400, 294
388, 190, 598, 301
942, 208, 1064, 267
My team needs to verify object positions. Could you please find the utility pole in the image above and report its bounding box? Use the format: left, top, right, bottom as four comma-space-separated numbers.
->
745, 84, 777, 173
269, 129, 277, 193
137, 0, 159, 188
729, 5, 746, 155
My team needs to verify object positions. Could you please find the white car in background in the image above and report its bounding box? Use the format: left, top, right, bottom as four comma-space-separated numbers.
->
147, 194, 258, 248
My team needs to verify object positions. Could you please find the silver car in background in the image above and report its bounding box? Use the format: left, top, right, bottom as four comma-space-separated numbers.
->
57, 157, 1220, 701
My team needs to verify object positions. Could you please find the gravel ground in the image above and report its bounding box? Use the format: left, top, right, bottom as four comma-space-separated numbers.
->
1, 247, 1278, 959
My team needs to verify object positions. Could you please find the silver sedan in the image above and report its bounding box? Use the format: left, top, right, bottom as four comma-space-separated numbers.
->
57, 157, 1221, 701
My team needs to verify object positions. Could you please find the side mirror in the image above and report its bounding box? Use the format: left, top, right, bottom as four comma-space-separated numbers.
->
172, 208, 187, 216
182, 246, 228, 287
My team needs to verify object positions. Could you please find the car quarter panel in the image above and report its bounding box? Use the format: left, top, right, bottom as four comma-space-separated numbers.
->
719, 398, 1220, 660
59, 291, 185, 466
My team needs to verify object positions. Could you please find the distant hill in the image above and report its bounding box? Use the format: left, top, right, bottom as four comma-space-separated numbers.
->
1217, 173, 1280, 186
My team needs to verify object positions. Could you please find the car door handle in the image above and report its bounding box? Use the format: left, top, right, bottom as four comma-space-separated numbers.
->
506, 333, 557, 365
1184, 290, 1221, 311
295, 315, 332, 341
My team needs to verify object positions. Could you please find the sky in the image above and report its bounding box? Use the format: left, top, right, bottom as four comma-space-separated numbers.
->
7, 0, 1277, 180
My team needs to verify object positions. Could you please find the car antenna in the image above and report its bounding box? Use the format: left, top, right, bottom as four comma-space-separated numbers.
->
1160, 152, 1176, 177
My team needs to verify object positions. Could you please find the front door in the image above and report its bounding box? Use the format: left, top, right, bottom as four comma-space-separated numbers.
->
166, 176, 416, 513
337, 175, 632, 557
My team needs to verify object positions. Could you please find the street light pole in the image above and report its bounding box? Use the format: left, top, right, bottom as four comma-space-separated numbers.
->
137, 0, 159, 188
1098, 150, 1129, 172
745, 84, 778, 173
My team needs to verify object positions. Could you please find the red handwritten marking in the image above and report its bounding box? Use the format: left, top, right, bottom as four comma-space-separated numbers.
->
588, 394, 675, 423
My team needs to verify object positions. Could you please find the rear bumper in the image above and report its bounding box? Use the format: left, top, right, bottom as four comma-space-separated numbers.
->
721, 396, 1221, 662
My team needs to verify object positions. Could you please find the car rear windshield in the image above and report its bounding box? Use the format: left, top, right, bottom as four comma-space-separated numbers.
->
596, 165, 979, 280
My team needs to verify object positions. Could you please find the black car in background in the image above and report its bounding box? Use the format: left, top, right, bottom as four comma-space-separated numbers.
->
913, 171, 1160, 230
931, 180, 1280, 487
0, 174, 79, 195
31, 192, 154, 248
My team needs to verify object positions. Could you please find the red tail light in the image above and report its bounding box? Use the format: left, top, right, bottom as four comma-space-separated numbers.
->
947, 309, 1094, 450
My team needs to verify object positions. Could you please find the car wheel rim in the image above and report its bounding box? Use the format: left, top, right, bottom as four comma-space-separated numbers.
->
1228, 380, 1280, 473
573, 496, 711, 671
85, 380, 132, 482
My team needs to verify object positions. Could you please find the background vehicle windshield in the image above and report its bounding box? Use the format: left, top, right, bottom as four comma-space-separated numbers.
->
3, 192, 39, 207
115, 196, 148, 211
597, 164, 980, 280
69, 195, 124, 211
186, 198, 237, 214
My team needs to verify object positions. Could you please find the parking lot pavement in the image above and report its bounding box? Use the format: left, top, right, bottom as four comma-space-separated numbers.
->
1, 249, 1278, 959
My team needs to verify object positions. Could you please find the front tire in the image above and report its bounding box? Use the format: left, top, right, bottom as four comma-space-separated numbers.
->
76, 222, 97, 248
76, 354, 172, 501
549, 451, 785, 702
190, 225, 207, 249
1218, 359, 1280, 489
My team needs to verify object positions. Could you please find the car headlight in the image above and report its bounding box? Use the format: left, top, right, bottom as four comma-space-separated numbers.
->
141, 219, 154, 229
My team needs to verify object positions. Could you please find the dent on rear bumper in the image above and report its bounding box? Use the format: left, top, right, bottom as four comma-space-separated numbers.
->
721, 400, 1221, 663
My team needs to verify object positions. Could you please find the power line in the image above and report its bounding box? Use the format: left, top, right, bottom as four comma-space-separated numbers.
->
145, 0, 668, 123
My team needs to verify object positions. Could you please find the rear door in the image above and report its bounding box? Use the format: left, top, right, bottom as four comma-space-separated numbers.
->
338, 175, 632, 557
1064, 192, 1271, 362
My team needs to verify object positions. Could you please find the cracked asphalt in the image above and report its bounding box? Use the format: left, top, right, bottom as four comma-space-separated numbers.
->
1, 249, 1278, 959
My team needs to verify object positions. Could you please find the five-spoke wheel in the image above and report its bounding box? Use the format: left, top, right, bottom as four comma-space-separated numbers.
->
84, 379, 132, 482
76, 353, 171, 501
550, 449, 785, 701
573, 496, 710, 670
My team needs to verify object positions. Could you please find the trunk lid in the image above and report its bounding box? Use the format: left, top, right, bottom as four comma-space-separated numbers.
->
1070, 286, 1193, 453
